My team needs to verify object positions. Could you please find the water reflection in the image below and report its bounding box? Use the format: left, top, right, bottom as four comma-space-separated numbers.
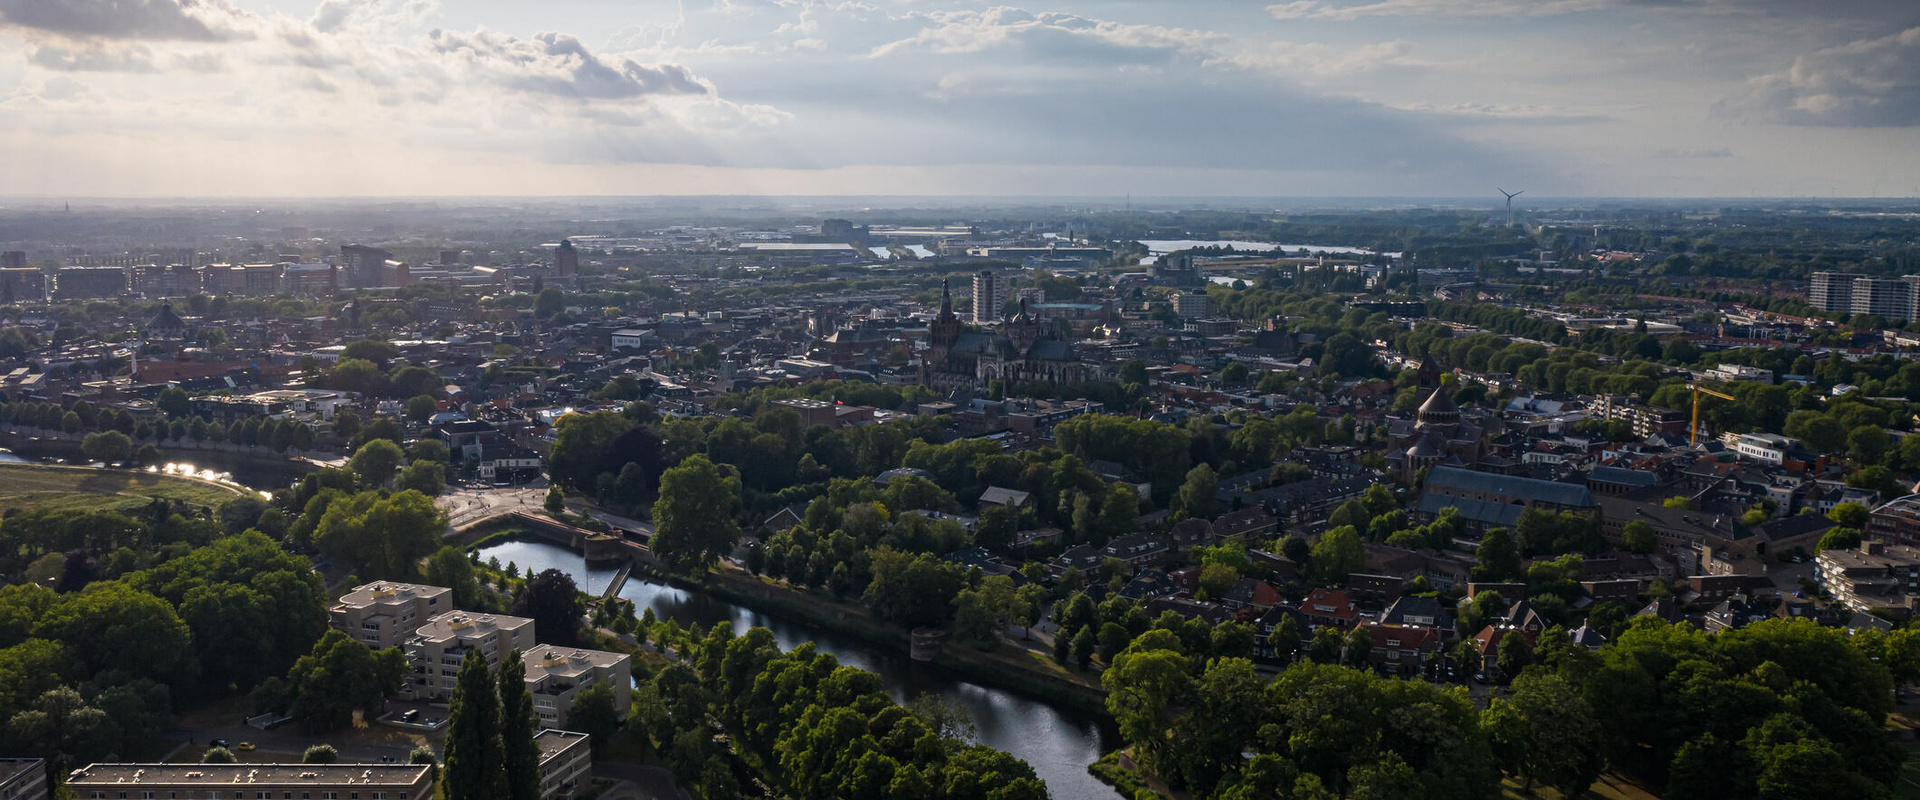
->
477, 538, 1120, 800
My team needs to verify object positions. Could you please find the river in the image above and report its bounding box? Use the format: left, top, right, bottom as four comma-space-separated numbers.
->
475, 538, 1121, 800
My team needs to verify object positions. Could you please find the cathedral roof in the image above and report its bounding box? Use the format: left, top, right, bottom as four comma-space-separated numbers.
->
1418, 386, 1459, 418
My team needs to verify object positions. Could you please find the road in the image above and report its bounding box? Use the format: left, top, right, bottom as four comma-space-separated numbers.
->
436, 480, 549, 531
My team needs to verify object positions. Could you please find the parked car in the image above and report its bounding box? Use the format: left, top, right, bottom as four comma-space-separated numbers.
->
236, 742, 256, 752
209, 738, 230, 749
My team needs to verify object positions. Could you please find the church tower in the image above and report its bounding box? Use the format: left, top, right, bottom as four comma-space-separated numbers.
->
930, 279, 961, 358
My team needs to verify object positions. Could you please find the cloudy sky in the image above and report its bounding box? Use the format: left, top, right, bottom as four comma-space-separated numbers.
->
1, 0, 1917, 198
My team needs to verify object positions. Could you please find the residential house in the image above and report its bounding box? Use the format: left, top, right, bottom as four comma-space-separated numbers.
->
1360, 623, 1443, 676
534, 729, 593, 800
330, 582, 452, 650
1102, 533, 1168, 569
522, 645, 633, 729
1300, 588, 1359, 629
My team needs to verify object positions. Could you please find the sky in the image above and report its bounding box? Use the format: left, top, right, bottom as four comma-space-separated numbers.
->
1, 0, 1918, 198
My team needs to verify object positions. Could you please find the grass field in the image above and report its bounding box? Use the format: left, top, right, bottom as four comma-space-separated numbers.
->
0, 462, 244, 515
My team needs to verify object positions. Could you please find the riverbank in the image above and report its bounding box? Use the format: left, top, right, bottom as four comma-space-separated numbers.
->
643, 559, 1114, 717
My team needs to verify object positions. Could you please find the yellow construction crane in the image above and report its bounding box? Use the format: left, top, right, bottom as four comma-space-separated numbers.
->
1689, 384, 1737, 447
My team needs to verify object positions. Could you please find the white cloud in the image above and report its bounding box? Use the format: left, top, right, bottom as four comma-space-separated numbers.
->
1216, 40, 1424, 77
428, 29, 710, 100
869, 8, 1220, 62
1726, 26, 1920, 126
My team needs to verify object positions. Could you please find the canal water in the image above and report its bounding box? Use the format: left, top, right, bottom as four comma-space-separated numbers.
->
476, 538, 1121, 800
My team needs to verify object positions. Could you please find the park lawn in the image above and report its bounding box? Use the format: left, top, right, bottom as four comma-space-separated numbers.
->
1502, 772, 1665, 800
0, 463, 242, 514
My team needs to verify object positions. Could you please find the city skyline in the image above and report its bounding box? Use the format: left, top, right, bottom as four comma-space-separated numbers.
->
0, 0, 1917, 198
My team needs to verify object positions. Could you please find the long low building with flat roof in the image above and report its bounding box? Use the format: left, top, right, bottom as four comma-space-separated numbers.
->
68, 764, 432, 800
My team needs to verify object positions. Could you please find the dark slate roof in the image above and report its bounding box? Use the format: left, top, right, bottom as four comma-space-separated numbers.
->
1417, 493, 1525, 528
147, 303, 186, 330
1752, 512, 1834, 543
1426, 466, 1596, 508
1588, 466, 1659, 489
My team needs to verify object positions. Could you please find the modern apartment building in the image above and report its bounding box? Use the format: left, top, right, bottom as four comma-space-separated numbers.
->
341, 244, 393, 289
1810, 271, 1861, 313
1809, 271, 1920, 320
67, 765, 433, 800
403, 612, 535, 701
0, 759, 47, 800
521, 644, 632, 729
1173, 292, 1212, 320
330, 582, 452, 650
533, 730, 592, 800
972, 269, 1000, 323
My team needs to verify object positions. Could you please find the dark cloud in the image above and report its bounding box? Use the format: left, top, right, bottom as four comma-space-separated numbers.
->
0, 0, 252, 42
428, 29, 710, 100
1725, 27, 1920, 126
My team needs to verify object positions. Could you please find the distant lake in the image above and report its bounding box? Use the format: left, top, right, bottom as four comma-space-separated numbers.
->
1138, 239, 1394, 264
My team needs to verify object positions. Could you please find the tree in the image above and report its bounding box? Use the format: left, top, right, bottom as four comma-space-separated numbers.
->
313, 490, 445, 581
1621, 520, 1656, 555
397, 459, 446, 496
1177, 463, 1220, 520
512, 570, 585, 647
202, 746, 236, 763
1495, 631, 1534, 679
348, 439, 406, 489
1308, 526, 1365, 585
156, 386, 191, 418
1849, 425, 1889, 464
650, 455, 743, 573
569, 681, 621, 751
302, 744, 340, 764
426, 546, 482, 608
1072, 625, 1096, 670
1473, 527, 1523, 582
497, 652, 541, 800
864, 548, 964, 630
953, 575, 1022, 649
80, 431, 131, 465
1485, 671, 1605, 796
544, 484, 565, 514
534, 288, 566, 318
284, 630, 408, 732
1784, 410, 1846, 455
1103, 647, 1193, 774
405, 394, 439, 425
332, 410, 362, 445
444, 650, 507, 800
1344, 627, 1372, 667
974, 504, 1019, 550
1828, 502, 1869, 529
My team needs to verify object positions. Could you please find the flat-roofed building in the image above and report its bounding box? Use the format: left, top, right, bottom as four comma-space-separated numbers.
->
0, 269, 47, 302
533, 730, 591, 800
53, 267, 126, 300
330, 582, 452, 650
404, 612, 535, 701
67, 764, 432, 800
1816, 540, 1920, 616
522, 645, 632, 729
0, 759, 47, 800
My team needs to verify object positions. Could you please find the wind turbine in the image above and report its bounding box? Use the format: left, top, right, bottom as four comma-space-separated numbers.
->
1498, 187, 1525, 228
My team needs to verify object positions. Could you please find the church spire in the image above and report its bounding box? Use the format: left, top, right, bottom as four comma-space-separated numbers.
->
939, 278, 952, 316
